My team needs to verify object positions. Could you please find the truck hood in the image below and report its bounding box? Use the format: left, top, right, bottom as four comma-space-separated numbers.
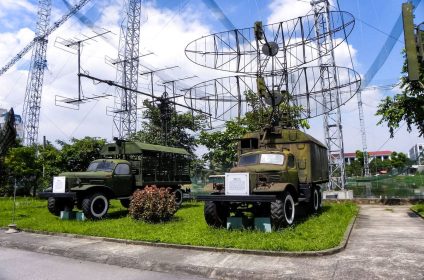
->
230, 165, 285, 173
59, 171, 112, 178
59, 171, 112, 189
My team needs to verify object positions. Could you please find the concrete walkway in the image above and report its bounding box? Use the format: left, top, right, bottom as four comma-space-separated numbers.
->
1, 205, 423, 279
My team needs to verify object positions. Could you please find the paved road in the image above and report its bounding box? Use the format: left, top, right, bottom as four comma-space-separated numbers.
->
0, 247, 205, 280
0, 205, 423, 279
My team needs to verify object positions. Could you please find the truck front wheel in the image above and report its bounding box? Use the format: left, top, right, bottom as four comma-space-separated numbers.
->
271, 191, 295, 228
82, 193, 109, 220
204, 201, 229, 228
47, 197, 73, 216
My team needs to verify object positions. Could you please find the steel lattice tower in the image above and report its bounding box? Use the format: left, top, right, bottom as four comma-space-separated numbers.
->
22, 0, 52, 145
357, 90, 370, 177
113, 0, 142, 139
311, 0, 346, 190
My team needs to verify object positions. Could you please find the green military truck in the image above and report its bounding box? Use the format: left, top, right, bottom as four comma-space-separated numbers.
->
39, 140, 191, 219
197, 126, 329, 228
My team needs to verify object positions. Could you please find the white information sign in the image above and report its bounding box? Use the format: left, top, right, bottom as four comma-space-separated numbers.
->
52, 176, 66, 193
225, 173, 249, 196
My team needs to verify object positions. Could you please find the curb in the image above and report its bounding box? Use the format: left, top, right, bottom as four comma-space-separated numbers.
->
1, 213, 358, 258
410, 208, 424, 220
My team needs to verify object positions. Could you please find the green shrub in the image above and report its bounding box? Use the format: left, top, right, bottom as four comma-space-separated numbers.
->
129, 185, 177, 223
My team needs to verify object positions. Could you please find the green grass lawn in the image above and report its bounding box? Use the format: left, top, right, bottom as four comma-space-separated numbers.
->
411, 203, 424, 218
0, 197, 357, 252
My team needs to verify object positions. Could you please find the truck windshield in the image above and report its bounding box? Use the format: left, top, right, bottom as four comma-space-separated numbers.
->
87, 161, 116, 172
239, 154, 259, 166
208, 176, 224, 184
239, 153, 284, 166
260, 154, 284, 165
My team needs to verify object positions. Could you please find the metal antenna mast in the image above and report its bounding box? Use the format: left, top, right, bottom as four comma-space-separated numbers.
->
357, 90, 370, 176
22, 0, 52, 145
113, 0, 143, 139
311, 0, 346, 190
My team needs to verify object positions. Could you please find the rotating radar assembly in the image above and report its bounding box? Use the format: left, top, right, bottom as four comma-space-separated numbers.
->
184, 9, 361, 127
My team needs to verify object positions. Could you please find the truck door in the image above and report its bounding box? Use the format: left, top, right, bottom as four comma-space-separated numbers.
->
113, 163, 134, 197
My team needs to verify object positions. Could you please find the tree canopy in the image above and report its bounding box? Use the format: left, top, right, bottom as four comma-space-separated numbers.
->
0, 137, 106, 196
345, 150, 410, 176
376, 54, 424, 137
130, 99, 205, 155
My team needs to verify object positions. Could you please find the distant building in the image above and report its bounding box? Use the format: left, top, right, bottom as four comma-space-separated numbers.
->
409, 143, 424, 165
343, 151, 392, 165
0, 108, 24, 140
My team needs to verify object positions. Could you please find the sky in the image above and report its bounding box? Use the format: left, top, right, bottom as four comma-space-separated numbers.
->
0, 0, 423, 156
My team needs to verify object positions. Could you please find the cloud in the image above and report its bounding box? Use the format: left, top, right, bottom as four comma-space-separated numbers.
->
267, 0, 313, 24
0, 0, 36, 17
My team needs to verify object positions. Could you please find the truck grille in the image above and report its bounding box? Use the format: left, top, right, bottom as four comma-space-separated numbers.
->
257, 172, 281, 183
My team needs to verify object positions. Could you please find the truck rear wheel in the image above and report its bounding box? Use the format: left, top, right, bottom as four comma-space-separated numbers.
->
47, 197, 74, 216
308, 187, 321, 214
271, 191, 295, 228
204, 201, 228, 228
174, 188, 183, 206
82, 193, 109, 220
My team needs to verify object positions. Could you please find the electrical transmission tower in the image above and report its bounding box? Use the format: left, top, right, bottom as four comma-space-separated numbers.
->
22, 0, 52, 146
113, 0, 143, 139
311, 0, 346, 190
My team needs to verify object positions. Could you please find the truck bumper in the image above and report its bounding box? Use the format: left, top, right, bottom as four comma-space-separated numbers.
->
38, 192, 76, 199
196, 194, 277, 202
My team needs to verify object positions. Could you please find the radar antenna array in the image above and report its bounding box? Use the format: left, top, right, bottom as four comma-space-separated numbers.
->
185, 11, 355, 74
184, 11, 360, 128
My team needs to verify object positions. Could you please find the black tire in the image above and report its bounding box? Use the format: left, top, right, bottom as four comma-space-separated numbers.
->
204, 201, 229, 228
174, 188, 183, 207
120, 199, 130, 208
82, 193, 109, 220
47, 197, 74, 216
308, 187, 321, 214
271, 191, 295, 228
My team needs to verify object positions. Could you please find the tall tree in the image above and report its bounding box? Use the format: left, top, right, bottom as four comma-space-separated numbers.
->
198, 120, 250, 171
38, 141, 62, 189
3, 146, 41, 196
57, 137, 106, 172
376, 54, 424, 136
130, 99, 205, 155
345, 160, 363, 177
390, 151, 409, 170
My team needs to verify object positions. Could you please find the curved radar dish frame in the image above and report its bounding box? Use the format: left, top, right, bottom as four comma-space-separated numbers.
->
184, 65, 361, 122
185, 11, 355, 75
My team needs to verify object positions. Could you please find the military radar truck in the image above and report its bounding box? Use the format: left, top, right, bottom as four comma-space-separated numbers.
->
197, 126, 329, 228
39, 141, 191, 219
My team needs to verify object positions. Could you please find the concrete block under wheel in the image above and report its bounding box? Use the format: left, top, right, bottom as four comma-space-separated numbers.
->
60, 211, 85, 221
226, 217, 245, 230
76, 212, 86, 221
254, 217, 272, 232
60, 211, 76, 220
